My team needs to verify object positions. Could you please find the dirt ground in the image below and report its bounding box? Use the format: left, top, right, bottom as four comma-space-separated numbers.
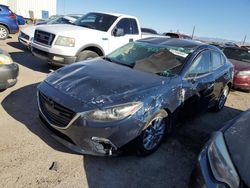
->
0, 33, 249, 188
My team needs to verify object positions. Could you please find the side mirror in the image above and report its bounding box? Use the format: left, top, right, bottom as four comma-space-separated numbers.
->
113, 28, 124, 37
184, 73, 197, 84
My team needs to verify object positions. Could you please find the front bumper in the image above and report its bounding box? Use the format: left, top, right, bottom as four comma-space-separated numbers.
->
0, 63, 19, 90
32, 46, 77, 66
189, 146, 228, 188
37, 84, 144, 156
233, 75, 250, 91
18, 36, 31, 48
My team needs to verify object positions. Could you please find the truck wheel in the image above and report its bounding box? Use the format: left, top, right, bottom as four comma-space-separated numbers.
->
136, 110, 169, 156
76, 50, 99, 62
0, 25, 9, 40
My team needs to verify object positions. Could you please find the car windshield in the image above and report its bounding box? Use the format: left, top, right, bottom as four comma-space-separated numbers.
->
47, 16, 73, 24
74, 13, 117, 32
106, 42, 194, 76
223, 48, 250, 63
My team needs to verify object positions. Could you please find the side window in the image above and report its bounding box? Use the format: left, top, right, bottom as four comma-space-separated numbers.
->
186, 51, 211, 77
130, 19, 139, 34
116, 18, 131, 35
211, 51, 223, 70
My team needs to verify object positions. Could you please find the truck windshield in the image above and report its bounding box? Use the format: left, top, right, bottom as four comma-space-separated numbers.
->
106, 42, 194, 76
74, 13, 117, 32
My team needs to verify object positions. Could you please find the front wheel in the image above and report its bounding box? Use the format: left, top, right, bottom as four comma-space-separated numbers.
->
211, 85, 229, 112
0, 25, 9, 40
76, 50, 99, 62
136, 111, 168, 156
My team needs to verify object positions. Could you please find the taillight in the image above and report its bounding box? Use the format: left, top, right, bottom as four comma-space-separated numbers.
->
9, 13, 16, 19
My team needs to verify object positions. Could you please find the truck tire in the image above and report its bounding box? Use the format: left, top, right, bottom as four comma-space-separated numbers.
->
76, 50, 99, 62
0, 25, 9, 40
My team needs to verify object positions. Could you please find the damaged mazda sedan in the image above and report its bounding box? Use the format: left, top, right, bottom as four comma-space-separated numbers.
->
37, 37, 233, 156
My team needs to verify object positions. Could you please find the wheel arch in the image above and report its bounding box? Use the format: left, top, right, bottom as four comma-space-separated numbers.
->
76, 44, 105, 57
0, 23, 10, 33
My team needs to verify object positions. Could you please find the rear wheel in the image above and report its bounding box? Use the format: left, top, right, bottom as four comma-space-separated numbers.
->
76, 50, 99, 62
136, 110, 168, 156
0, 25, 9, 40
211, 85, 229, 112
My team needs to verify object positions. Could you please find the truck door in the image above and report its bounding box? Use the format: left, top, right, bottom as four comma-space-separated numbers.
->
108, 18, 141, 53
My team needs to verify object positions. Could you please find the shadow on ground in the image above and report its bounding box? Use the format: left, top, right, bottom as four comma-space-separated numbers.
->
9, 50, 57, 74
83, 106, 242, 188
1, 83, 76, 154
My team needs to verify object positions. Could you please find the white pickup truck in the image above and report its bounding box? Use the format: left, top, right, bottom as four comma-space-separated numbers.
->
31, 12, 160, 66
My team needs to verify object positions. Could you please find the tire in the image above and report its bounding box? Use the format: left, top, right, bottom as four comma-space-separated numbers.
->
211, 85, 229, 112
0, 25, 9, 40
136, 110, 169, 156
76, 50, 99, 62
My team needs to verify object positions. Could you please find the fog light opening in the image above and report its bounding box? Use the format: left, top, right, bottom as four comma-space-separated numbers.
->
91, 137, 117, 155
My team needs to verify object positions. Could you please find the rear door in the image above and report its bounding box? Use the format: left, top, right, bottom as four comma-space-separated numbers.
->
181, 50, 216, 116
211, 51, 229, 100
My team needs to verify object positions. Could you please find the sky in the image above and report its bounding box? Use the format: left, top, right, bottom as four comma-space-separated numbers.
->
57, 0, 250, 43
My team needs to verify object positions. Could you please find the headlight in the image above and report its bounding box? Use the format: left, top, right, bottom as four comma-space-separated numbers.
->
237, 70, 250, 76
208, 131, 239, 188
0, 54, 14, 65
55, 36, 75, 47
82, 102, 143, 121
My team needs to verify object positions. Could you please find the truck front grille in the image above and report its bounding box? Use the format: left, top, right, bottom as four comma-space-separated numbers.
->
34, 30, 55, 46
38, 91, 76, 128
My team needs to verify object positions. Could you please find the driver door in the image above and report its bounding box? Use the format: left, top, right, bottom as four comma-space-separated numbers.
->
108, 18, 140, 53
181, 50, 216, 117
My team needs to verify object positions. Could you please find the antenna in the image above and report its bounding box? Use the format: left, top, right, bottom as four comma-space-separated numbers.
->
191, 26, 195, 39
242, 35, 247, 45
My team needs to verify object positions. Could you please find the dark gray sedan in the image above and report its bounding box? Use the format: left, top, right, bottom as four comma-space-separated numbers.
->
37, 38, 233, 156
0, 48, 19, 91
190, 109, 250, 188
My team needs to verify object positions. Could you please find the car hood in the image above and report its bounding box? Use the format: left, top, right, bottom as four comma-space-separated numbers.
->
34, 24, 105, 36
224, 109, 250, 187
45, 58, 169, 108
229, 59, 250, 72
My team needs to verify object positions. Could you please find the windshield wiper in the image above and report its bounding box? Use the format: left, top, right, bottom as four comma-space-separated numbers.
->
103, 57, 114, 62
103, 57, 133, 68
80, 24, 95, 29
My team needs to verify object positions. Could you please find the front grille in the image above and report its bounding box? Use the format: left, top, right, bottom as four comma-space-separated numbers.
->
20, 31, 30, 40
39, 114, 76, 145
34, 30, 55, 46
39, 91, 76, 128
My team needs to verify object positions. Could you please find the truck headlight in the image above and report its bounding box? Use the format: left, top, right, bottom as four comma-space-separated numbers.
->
55, 36, 75, 47
237, 70, 250, 76
208, 132, 240, 188
82, 102, 143, 121
0, 54, 14, 65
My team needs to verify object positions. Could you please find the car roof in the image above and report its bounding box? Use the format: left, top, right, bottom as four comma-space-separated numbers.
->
89, 12, 136, 18
137, 37, 205, 49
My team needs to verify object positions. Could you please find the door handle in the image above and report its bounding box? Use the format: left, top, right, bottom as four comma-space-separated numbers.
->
129, 38, 133, 42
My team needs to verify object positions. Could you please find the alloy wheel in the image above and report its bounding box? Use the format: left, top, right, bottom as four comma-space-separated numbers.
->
143, 117, 166, 151
0, 27, 7, 39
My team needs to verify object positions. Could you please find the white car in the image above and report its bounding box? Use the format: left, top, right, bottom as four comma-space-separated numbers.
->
18, 15, 83, 49
31, 12, 162, 66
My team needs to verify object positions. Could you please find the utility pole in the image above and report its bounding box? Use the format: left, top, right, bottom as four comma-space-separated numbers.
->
242, 35, 247, 45
191, 26, 195, 39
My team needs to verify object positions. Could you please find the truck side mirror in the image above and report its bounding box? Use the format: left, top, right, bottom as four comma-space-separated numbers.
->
113, 28, 124, 37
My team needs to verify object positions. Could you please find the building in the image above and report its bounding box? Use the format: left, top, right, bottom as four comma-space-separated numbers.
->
0, 0, 57, 19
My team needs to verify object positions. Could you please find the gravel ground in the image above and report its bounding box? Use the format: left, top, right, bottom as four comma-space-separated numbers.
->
0, 33, 249, 188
